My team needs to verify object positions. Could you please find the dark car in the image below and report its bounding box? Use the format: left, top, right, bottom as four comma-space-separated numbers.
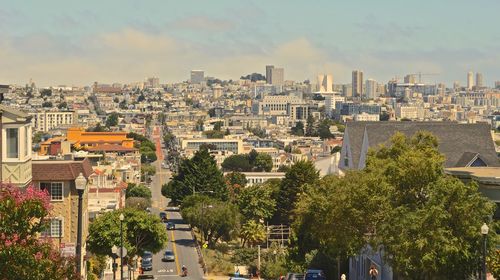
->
142, 251, 153, 262
159, 212, 167, 222
166, 221, 175, 230
162, 250, 175, 262
138, 275, 155, 279
305, 269, 325, 280
286, 273, 305, 280
141, 259, 153, 271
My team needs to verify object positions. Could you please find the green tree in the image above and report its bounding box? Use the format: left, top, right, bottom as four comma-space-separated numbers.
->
225, 172, 247, 201
163, 147, 227, 203
221, 154, 252, 172
181, 195, 240, 246
275, 160, 320, 224
125, 197, 151, 210
237, 184, 276, 222
240, 220, 266, 247
291, 121, 304, 136
317, 119, 334, 139
58, 101, 68, 109
42, 101, 53, 108
305, 115, 317, 136
254, 153, 273, 172
105, 112, 119, 127
87, 208, 168, 258
248, 149, 259, 166
0, 184, 78, 279
125, 183, 152, 199
32, 131, 47, 144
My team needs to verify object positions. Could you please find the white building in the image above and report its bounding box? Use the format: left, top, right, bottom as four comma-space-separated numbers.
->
30, 111, 76, 132
395, 105, 425, 120
353, 112, 380, 121
317, 74, 333, 93
257, 95, 302, 116
236, 172, 286, 187
181, 138, 244, 154
324, 94, 345, 117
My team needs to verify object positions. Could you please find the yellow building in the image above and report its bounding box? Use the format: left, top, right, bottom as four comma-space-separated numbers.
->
67, 127, 134, 149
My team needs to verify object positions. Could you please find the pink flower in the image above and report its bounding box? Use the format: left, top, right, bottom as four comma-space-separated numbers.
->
34, 251, 43, 261
4, 239, 12, 247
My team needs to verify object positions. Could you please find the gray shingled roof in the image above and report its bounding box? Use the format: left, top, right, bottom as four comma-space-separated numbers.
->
345, 121, 499, 168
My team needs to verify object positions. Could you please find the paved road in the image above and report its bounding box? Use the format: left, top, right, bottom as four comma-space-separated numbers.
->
141, 125, 204, 280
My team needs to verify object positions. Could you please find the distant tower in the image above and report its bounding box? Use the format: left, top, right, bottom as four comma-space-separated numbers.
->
467, 71, 474, 90
365, 79, 377, 99
352, 70, 364, 97
476, 72, 484, 88
190, 70, 204, 84
271, 67, 284, 86
317, 74, 333, 93
265, 65, 274, 84
404, 74, 416, 84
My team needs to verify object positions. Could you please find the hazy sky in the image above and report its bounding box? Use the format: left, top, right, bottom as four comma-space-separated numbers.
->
1, 0, 499, 86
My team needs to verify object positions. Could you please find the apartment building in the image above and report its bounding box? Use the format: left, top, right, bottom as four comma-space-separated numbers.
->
30, 110, 76, 132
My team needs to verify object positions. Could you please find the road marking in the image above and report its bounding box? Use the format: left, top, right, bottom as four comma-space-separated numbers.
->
166, 211, 181, 275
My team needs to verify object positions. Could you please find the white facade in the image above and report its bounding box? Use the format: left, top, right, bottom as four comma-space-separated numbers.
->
317, 74, 333, 93
395, 105, 425, 120
324, 94, 345, 117
30, 111, 76, 132
257, 95, 302, 115
271, 68, 284, 86
353, 112, 380, 121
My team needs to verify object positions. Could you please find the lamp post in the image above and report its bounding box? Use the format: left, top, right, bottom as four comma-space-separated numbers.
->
75, 172, 87, 277
481, 223, 489, 280
119, 213, 125, 280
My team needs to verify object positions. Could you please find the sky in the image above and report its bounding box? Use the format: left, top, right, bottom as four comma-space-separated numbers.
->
0, 0, 499, 87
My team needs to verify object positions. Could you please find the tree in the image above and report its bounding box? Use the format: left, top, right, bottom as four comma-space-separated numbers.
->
237, 184, 276, 222
42, 101, 53, 108
225, 172, 247, 201
221, 154, 252, 172
119, 100, 128, 109
57, 101, 68, 109
0, 183, 78, 279
305, 115, 317, 137
213, 121, 223, 131
125, 197, 151, 210
240, 220, 266, 247
317, 119, 334, 139
141, 164, 156, 181
275, 160, 320, 224
254, 153, 273, 172
32, 131, 47, 144
125, 183, 152, 199
87, 208, 168, 258
248, 149, 259, 166
40, 88, 52, 97
181, 195, 240, 246
105, 112, 119, 128
380, 112, 390, 121
163, 147, 227, 203
203, 130, 225, 139
291, 122, 304, 136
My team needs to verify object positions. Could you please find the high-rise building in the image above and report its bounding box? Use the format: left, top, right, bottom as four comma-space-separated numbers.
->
404, 74, 416, 84
365, 79, 377, 99
271, 67, 284, 86
495, 81, 500, 89
352, 70, 364, 97
342, 84, 352, 98
476, 72, 484, 88
265, 65, 274, 84
317, 74, 333, 93
190, 70, 204, 84
146, 77, 160, 88
467, 71, 474, 90
453, 81, 460, 91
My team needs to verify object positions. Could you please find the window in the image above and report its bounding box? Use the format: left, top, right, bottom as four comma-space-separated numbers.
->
40, 182, 63, 201
43, 219, 63, 238
6, 128, 18, 158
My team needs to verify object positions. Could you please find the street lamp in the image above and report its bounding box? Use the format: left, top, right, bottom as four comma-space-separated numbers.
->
481, 223, 489, 280
119, 213, 125, 280
75, 172, 87, 277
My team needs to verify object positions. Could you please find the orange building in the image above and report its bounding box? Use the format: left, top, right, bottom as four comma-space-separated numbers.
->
67, 127, 135, 149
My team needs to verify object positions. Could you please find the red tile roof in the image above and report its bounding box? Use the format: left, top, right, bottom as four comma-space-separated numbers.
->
86, 144, 137, 152
32, 158, 94, 181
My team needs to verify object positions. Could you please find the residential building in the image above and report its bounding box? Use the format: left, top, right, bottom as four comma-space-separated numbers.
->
324, 94, 345, 117
190, 70, 204, 84
336, 102, 381, 116
33, 158, 94, 275
1, 105, 33, 187
352, 70, 364, 97
395, 105, 425, 120
353, 112, 380, 121
30, 111, 76, 132
339, 122, 499, 170
66, 127, 135, 150
181, 138, 244, 154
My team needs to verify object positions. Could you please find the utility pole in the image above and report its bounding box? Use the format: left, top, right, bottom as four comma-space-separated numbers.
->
257, 245, 261, 280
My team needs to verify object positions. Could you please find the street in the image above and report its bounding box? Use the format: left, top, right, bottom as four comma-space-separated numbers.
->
141, 125, 205, 279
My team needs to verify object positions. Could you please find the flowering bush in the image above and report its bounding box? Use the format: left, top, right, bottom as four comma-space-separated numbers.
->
0, 183, 78, 279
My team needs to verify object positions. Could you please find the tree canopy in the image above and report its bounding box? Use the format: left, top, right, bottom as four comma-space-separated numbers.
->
162, 147, 227, 203
125, 183, 152, 199
221, 150, 273, 172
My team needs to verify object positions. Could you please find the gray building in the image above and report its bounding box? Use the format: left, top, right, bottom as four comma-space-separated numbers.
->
266, 65, 274, 84
352, 70, 363, 97
190, 70, 204, 84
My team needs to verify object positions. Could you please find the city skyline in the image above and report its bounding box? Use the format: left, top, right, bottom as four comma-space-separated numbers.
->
0, 0, 499, 86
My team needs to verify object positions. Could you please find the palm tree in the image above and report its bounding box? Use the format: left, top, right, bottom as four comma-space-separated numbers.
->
240, 220, 266, 247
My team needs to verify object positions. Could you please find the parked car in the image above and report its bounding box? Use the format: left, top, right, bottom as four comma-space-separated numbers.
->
286, 273, 305, 280
142, 251, 153, 262
162, 250, 175, 262
305, 269, 325, 280
138, 275, 155, 279
166, 222, 175, 230
159, 212, 167, 222
141, 259, 153, 271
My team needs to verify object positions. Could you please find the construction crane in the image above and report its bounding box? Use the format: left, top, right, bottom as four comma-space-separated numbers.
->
408, 72, 440, 83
